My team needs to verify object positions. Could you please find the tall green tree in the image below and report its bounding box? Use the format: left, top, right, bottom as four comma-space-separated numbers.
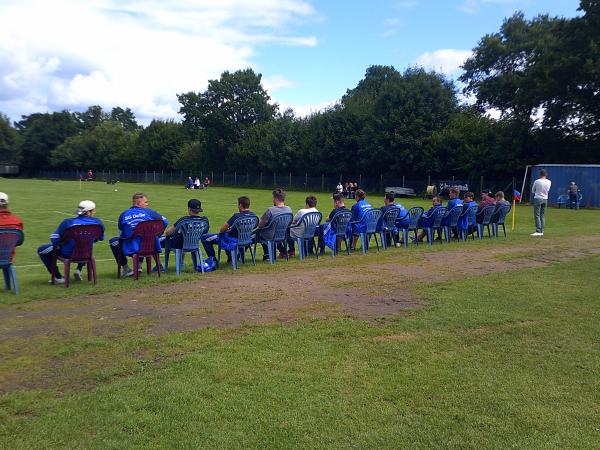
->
110, 107, 140, 131
73, 105, 108, 130
16, 111, 79, 170
134, 119, 187, 171
177, 68, 277, 170
0, 113, 20, 164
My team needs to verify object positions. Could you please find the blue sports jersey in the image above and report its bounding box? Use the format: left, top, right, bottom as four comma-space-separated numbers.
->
443, 198, 464, 226
50, 216, 105, 258
420, 205, 442, 228
118, 207, 169, 255
459, 200, 479, 229
351, 199, 372, 233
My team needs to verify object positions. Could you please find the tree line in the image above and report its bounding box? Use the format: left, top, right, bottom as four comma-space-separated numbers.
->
1, 1, 598, 180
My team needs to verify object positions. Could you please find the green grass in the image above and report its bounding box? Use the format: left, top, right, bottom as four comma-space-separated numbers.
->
1, 178, 600, 448
1, 256, 599, 448
1, 178, 598, 303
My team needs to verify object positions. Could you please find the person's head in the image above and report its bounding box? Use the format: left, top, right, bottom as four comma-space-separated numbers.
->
238, 196, 250, 211
305, 195, 317, 208
76, 200, 96, 217
481, 189, 492, 200
539, 169, 548, 178
384, 192, 395, 205
355, 189, 366, 201
432, 195, 441, 206
272, 187, 286, 205
571, 181, 576, 185
333, 192, 345, 207
495, 191, 505, 201
449, 187, 459, 198
132, 192, 148, 208
187, 199, 203, 215
464, 191, 474, 202
0, 192, 9, 210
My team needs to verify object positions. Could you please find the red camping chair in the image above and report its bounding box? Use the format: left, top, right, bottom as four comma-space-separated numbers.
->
51, 225, 103, 288
118, 220, 165, 280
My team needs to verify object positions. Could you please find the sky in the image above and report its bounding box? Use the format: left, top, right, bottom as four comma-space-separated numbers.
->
0, 0, 582, 125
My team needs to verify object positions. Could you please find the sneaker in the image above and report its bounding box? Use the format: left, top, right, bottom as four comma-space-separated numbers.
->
530, 232, 543, 236
48, 277, 65, 284
73, 269, 83, 281
122, 267, 134, 277
262, 255, 270, 261
395, 242, 401, 248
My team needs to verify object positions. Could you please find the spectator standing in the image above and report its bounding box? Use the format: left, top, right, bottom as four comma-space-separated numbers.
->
0, 192, 24, 262
531, 169, 551, 236
568, 181, 579, 208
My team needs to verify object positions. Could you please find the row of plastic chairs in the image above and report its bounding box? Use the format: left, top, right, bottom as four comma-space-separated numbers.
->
0, 204, 512, 295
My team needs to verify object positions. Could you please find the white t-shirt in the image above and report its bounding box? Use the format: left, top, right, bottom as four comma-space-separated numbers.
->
291, 207, 319, 238
532, 178, 551, 200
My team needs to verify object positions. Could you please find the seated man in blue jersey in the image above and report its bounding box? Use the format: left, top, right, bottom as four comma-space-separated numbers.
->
415, 195, 443, 242
350, 188, 372, 250
202, 196, 257, 263
162, 199, 208, 269
317, 193, 350, 253
459, 191, 478, 236
38, 200, 104, 284
377, 192, 407, 247
109, 192, 169, 277
443, 187, 463, 226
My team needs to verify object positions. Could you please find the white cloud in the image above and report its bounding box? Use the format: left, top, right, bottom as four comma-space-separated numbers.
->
278, 99, 337, 117
0, 0, 317, 124
262, 75, 297, 92
414, 49, 473, 75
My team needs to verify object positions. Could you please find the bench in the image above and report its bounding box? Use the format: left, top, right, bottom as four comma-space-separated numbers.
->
385, 187, 417, 198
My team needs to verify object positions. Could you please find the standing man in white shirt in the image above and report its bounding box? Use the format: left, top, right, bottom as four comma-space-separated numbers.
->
531, 169, 551, 236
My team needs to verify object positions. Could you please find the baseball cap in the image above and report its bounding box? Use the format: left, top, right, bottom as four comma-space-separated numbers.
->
76, 200, 96, 215
0, 192, 7, 205
188, 199, 203, 213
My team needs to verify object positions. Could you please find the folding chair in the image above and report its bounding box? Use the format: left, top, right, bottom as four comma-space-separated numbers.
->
0, 229, 24, 295
51, 225, 103, 288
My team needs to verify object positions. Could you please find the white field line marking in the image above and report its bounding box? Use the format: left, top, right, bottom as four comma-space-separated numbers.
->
53, 211, 118, 224
14, 258, 115, 269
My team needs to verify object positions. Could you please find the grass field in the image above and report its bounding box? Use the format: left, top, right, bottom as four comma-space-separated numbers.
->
1, 178, 599, 448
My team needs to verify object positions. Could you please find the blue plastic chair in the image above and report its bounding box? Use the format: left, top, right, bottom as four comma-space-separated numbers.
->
218, 215, 259, 271
402, 207, 424, 248
421, 207, 446, 245
164, 218, 210, 274
350, 208, 382, 254
255, 213, 293, 264
491, 204, 511, 238
378, 207, 401, 250
442, 206, 463, 243
476, 205, 496, 239
556, 194, 568, 208
330, 211, 352, 257
0, 229, 24, 295
288, 212, 322, 260
458, 205, 478, 241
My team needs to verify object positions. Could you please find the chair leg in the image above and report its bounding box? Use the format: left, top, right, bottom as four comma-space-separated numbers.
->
175, 249, 182, 275
133, 254, 139, 280
249, 245, 257, 267
3, 267, 10, 290
297, 238, 304, 261
374, 233, 379, 251
10, 265, 18, 295
502, 224, 506, 237
164, 249, 170, 272
197, 249, 205, 274
403, 229, 408, 248
90, 258, 97, 285
155, 254, 161, 277
63, 260, 71, 288
232, 247, 238, 270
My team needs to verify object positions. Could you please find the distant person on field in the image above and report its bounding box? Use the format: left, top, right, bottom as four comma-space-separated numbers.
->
568, 181, 579, 208
202, 196, 257, 264
38, 200, 104, 284
109, 192, 169, 276
86, 169, 93, 181
350, 188, 372, 250
0, 192, 24, 262
257, 188, 292, 260
185, 177, 194, 189
194, 177, 201, 189
204, 177, 211, 187
336, 182, 343, 195
531, 169, 551, 236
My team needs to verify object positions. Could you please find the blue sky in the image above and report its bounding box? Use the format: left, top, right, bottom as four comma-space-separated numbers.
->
0, 0, 582, 124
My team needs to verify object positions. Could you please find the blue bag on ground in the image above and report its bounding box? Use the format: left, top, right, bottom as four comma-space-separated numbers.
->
197, 256, 217, 272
